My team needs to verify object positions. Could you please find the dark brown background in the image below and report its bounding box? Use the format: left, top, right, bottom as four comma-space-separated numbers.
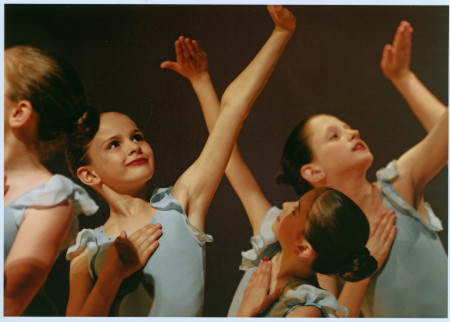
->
5, 4, 448, 317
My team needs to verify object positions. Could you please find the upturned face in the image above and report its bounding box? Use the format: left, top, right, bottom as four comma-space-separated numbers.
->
84, 112, 155, 194
306, 114, 373, 176
272, 189, 322, 250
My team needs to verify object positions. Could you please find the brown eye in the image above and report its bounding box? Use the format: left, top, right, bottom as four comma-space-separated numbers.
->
107, 141, 119, 149
132, 133, 144, 142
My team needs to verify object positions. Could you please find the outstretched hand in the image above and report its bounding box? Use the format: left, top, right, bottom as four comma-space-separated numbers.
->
267, 5, 296, 33
366, 210, 396, 272
380, 21, 413, 80
237, 259, 282, 317
105, 223, 162, 280
161, 36, 209, 82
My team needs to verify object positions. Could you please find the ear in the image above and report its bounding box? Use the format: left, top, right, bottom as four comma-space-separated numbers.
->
9, 100, 34, 129
77, 166, 101, 187
295, 240, 315, 260
300, 163, 325, 184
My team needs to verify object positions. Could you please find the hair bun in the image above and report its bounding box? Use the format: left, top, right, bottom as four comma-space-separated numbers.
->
69, 104, 100, 143
339, 247, 378, 282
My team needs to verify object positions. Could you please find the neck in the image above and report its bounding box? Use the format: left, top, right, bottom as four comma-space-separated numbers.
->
4, 134, 52, 204
270, 251, 315, 293
98, 184, 155, 236
322, 168, 384, 221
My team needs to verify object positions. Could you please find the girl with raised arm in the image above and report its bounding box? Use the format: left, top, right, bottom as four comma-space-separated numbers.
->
161, 6, 395, 317
275, 21, 448, 318
64, 4, 296, 317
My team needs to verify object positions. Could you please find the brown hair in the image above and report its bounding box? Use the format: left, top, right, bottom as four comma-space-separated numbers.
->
5, 45, 98, 161
305, 188, 378, 282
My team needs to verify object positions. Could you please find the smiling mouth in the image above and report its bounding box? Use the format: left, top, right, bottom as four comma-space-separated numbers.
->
127, 158, 148, 166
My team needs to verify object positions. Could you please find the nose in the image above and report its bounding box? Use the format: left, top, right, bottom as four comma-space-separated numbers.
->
282, 202, 294, 212
128, 141, 142, 155
348, 128, 360, 141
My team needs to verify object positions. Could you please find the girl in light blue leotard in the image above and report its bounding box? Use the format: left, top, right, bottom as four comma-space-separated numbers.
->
64, 6, 297, 317
4, 46, 99, 316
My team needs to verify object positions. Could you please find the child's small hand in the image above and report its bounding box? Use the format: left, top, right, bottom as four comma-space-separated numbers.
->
366, 210, 396, 272
380, 21, 413, 81
106, 223, 162, 280
237, 258, 282, 317
161, 36, 209, 82
267, 5, 296, 33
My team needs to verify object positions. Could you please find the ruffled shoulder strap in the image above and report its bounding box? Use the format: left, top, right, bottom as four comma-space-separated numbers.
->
376, 160, 443, 231
283, 282, 348, 317
150, 187, 213, 244
66, 227, 103, 279
150, 186, 184, 214
240, 206, 281, 271
9, 174, 98, 226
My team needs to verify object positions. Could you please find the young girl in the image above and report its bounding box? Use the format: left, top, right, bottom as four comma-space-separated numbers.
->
64, 5, 296, 317
276, 22, 448, 318
232, 187, 383, 317
161, 12, 395, 318
3, 46, 101, 316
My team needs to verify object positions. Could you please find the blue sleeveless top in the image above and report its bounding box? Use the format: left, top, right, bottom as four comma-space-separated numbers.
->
227, 207, 348, 318
4, 174, 98, 315
66, 187, 213, 317
361, 160, 447, 317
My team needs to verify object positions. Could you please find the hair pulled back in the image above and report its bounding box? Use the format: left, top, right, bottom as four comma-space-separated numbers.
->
5, 45, 98, 160
305, 188, 378, 282
65, 107, 101, 178
277, 115, 318, 196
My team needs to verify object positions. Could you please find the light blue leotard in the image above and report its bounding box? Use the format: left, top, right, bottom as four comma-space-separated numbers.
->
227, 207, 348, 318
4, 174, 98, 315
361, 160, 447, 317
66, 187, 213, 317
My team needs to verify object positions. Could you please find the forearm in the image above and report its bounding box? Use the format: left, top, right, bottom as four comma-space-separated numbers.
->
4, 259, 50, 316
190, 73, 220, 132
191, 65, 271, 232
390, 71, 447, 132
76, 267, 124, 316
220, 27, 293, 116
338, 278, 370, 317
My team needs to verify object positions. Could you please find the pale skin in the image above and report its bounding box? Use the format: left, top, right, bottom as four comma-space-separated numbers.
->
3, 88, 74, 316
380, 21, 447, 132
67, 5, 297, 317
161, 6, 397, 317
297, 22, 448, 315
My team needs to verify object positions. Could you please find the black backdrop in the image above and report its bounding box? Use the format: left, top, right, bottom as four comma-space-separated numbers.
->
5, 3, 448, 317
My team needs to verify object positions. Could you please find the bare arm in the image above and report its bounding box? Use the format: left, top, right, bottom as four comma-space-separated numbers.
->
4, 200, 72, 316
381, 21, 447, 132
66, 224, 161, 316
170, 5, 296, 232
161, 36, 271, 234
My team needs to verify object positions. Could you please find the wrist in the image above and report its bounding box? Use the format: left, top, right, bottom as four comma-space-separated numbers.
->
190, 71, 211, 85
273, 26, 295, 37
390, 70, 415, 86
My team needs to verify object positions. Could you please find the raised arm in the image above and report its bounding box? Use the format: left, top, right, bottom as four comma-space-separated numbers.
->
170, 5, 296, 232
161, 36, 271, 234
66, 224, 161, 316
380, 21, 447, 132
4, 201, 73, 316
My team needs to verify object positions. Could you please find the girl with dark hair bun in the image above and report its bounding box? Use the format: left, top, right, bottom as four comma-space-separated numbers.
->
63, 5, 295, 317
277, 22, 448, 318
161, 8, 394, 317
3, 46, 100, 315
